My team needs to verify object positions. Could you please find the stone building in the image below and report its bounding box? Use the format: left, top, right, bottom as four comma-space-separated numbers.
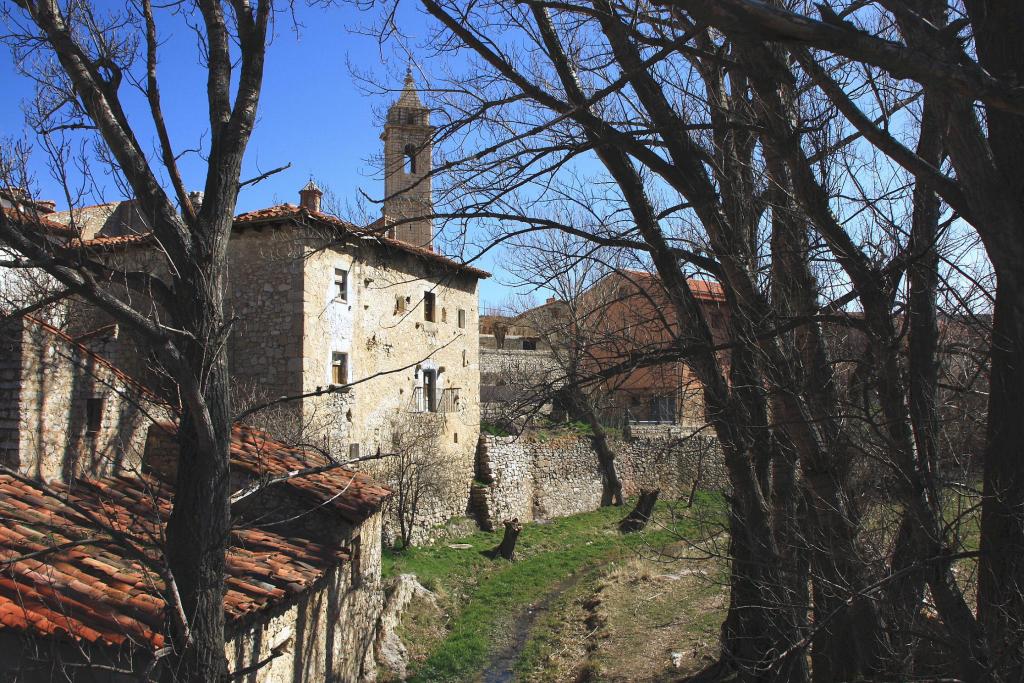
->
0, 422, 390, 682
20, 72, 488, 542
0, 315, 174, 481
479, 299, 567, 424
579, 270, 729, 428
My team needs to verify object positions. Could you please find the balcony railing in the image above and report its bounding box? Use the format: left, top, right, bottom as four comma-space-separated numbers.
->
412, 387, 462, 413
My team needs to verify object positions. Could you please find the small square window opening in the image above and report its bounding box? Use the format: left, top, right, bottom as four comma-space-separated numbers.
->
424, 291, 436, 322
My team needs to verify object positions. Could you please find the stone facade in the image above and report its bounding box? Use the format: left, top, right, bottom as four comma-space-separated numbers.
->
226, 513, 384, 683
472, 430, 725, 528
213, 221, 482, 544
0, 316, 173, 482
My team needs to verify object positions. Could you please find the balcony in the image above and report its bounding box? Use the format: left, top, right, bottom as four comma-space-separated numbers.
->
412, 387, 462, 413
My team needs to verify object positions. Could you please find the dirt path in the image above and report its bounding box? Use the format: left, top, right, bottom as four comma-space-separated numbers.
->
478, 569, 591, 683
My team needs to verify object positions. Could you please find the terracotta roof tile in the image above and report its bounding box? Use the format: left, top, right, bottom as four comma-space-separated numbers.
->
47, 202, 489, 278
613, 270, 726, 303
1, 207, 76, 236
0, 472, 350, 652
154, 422, 392, 524
234, 204, 490, 279
75, 234, 152, 249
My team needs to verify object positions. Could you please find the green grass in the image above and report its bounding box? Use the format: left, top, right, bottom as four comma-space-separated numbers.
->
382, 492, 725, 682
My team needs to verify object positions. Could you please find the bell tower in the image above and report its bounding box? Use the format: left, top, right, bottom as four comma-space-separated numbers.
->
382, 67, 433, 249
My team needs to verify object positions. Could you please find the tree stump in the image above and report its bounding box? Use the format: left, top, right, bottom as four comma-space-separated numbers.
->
492, 518, 522, 560
619, 488, 659, 533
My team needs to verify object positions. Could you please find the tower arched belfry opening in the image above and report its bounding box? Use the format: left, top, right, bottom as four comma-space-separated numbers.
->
382, 68, 434, 249
404, 144, 417, 174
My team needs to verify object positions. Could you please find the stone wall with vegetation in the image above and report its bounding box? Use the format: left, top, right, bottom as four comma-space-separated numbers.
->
472, 429, 725, 528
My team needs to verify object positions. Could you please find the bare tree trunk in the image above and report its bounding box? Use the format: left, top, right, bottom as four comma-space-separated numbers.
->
493, 518, 522, 560
619, 488, 658, 532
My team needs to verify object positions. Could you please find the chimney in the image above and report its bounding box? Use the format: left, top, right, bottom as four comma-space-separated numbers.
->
187, 191, 204, 213
299, 179, 323, 213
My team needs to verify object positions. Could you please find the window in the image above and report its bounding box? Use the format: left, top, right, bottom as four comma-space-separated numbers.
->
349, 443, 360, 460
423, 291, 436, 322
404, 144, 417, 174
457, 308, 466, 329
395, 295, 407, 315
441, 308, 447, 323
331, 352, 348, 385
350, 535, 362, 588
423, 369, 438, 412
334, 268, 348, 302
522, 338, 538, 351
86, 398, 104, 434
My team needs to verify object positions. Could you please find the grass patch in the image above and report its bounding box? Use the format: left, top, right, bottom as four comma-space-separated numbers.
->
480, 422, 512, 437
383, 492, 725, 682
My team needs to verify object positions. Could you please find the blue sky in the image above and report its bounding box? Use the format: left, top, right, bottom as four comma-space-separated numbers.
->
0, 0, 516, 307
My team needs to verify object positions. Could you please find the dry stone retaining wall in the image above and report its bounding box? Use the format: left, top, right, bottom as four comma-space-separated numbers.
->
473, 430, 725, 528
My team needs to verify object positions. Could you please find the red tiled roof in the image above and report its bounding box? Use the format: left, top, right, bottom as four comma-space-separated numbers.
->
76, 233, 152, 249
1, 206, 76, 236
67, 203, 490, 278
0, 472, 349, 650
150, 422, 391, 523
234, 203, 491, 279
614, 270, 726, 303
229, 423, 391, 522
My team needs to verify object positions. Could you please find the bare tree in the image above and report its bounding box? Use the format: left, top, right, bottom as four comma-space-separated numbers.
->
379, 411, 450, 548
364, 0, 996, 679
0, 0, 275, 676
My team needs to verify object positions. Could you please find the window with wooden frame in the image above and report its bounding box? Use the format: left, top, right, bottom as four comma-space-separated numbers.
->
331, 352, 348, 385
423, 291, 436, 322
334, 268, 348, 302
86, 398, 104, 434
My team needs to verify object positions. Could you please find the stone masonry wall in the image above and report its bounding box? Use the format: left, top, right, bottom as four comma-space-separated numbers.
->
302, 231, 481, 544
0, 317, 174, 482
226, 512, 384, 683
473, 430, 725, 528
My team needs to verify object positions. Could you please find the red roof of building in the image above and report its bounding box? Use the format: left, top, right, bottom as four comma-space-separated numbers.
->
70, 203, 490, 278
0, 472, 350, 650
1, 206, 76, 236
73, 233, 153, 249
228, 422, 391, 522
611, 270, 726, 303
234, 203, 490, 279
148, 422, 392, 524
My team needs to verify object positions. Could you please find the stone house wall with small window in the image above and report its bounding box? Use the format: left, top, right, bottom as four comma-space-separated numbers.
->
0, 316, 174, 482
301, 235, 481, 542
